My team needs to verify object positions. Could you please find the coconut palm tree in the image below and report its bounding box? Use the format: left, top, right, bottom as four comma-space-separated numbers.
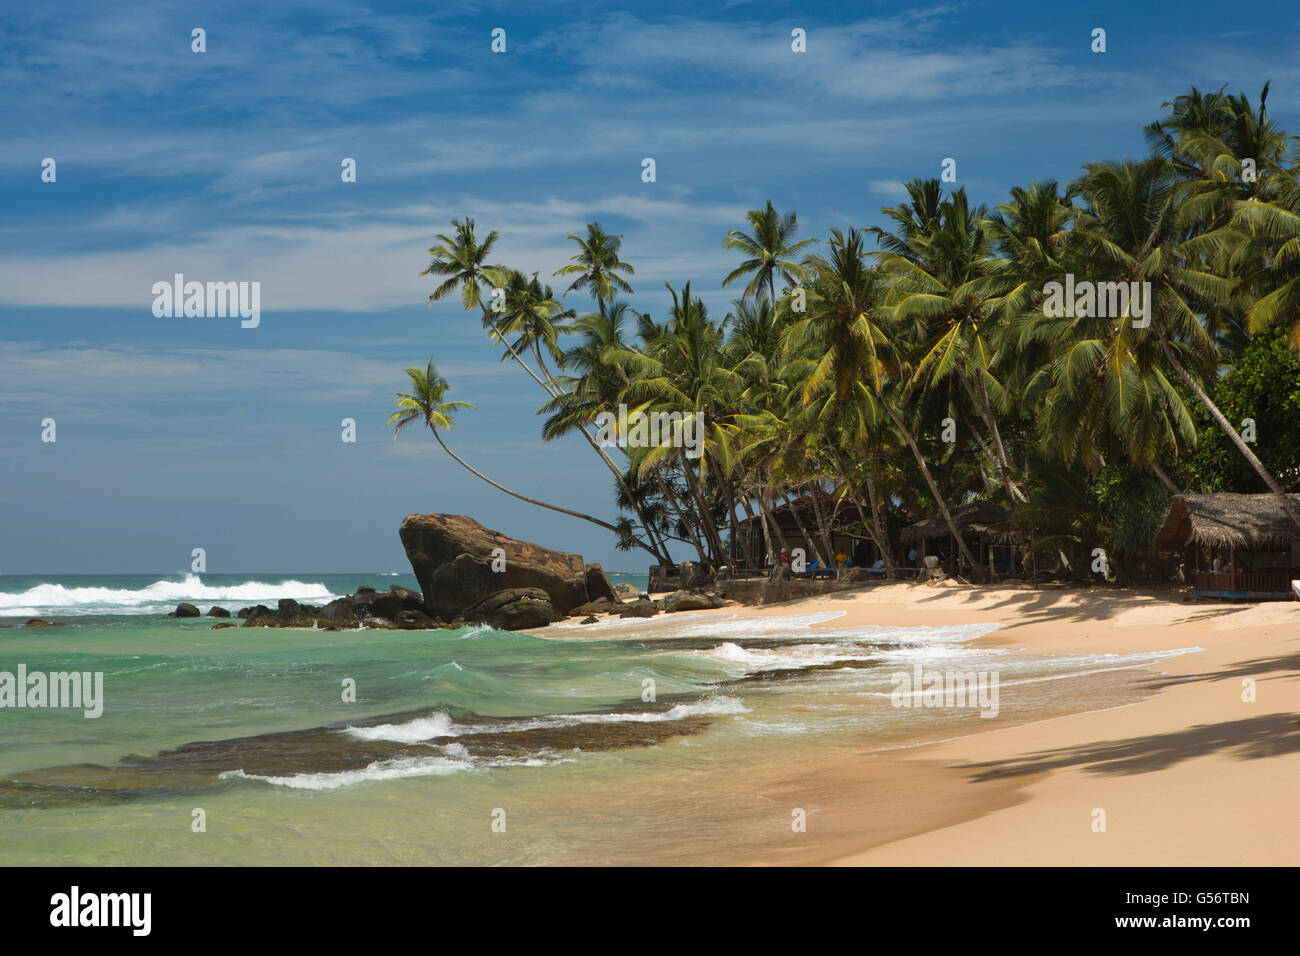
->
387, 359, 654, 551
1069, 157, 1300, 532
553, 222, 635, 321
723, 201, 816, 304
785, 227, 980, 571
871, 182, 1027, 503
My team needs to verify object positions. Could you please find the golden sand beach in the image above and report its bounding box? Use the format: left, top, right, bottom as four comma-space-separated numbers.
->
550, 582, 1300, 866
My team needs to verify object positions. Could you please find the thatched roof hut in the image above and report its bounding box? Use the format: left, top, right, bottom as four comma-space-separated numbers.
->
900, 500, 1014, 542
1154, 493, 1300, 551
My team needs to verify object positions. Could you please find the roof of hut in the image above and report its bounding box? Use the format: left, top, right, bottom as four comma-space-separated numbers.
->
1154, 493, 1300, 551
737, 491, 859, 527
900, 500, 1014, 542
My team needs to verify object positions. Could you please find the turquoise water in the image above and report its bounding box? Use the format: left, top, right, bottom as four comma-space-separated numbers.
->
0, 573, 1185, 865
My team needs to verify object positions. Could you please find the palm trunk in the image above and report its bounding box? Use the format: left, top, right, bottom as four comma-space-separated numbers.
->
783, 489, 826, 566
683, 451, 726, 565
431, 430, 659, 557
479, 303, 670, 563
1150, 460, 1179, 494
960, 374, 1027, 503
530, 340, 671, 564
864, 475, 896, 579
653, 465, 708, 563
1159, 336, 1300, 533
883, 402, 979, 571
808, 485, 839, 570
757, 484, 789, 553
719, 472, 753, 568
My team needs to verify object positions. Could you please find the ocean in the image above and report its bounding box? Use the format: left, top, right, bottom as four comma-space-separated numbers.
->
0, 572, 1188, 865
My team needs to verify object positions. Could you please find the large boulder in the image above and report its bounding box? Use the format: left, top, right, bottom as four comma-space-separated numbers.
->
400, 514, 589, 620
242, 605, 277, 627
206, 606, 231, 618
352, 585, 424, 621
612, 583, 642, 602
585, 563, 618, 603
276, 599, 316, 627
658, 589, 719, 613
618, 599, 660, 618
569, 599, 622, 617
170, 602, 201, 618
457, 588, 558, 631
317, 597, 358, 627
395, 609, 447, 630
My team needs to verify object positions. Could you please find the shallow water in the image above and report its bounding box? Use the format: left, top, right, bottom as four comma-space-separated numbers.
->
0, 573, 1188, 865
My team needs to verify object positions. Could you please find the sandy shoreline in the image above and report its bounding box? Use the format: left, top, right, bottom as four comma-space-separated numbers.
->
548, 581, 1300, 865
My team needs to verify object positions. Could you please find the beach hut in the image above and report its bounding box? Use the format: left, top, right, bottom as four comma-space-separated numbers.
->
900, 500, 1018, 579
735, 491, 870, 570
1153, 493, 1300, 600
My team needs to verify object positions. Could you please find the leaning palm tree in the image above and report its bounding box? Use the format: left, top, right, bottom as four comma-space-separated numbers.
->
387, 359, 654, 551
553, 222, 635, 321
723, 201, 816, 304
422, 218, 547, 392
1070, 158, 1300, 532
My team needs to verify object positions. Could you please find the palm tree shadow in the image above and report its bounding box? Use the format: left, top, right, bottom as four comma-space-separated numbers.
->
833, 584, 1257, 630
1145, 650, 1300, 689
961, 713, 1300, 781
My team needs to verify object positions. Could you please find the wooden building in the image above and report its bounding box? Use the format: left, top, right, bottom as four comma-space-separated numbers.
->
1154, 493, 1300, 601
900, 500, 1018, 579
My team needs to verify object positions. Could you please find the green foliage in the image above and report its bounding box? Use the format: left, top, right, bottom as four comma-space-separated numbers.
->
1184, 328, 1300, 492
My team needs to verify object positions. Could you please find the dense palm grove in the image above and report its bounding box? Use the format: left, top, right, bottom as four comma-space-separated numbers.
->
390, 85, 1300, 582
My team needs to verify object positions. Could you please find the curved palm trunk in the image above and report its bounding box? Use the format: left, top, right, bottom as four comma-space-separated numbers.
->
719, 472, 753, 568
826, 446, 892, 576
808, 485, 839, 570
756, 483, 789, 556
959, 374, 1027, 504
882, 402, 979, 572
430, 430, 659, 557
1150, 460, 1179, 493
864, 475, 896, 579
651, 466, 708, 563
682, 450, 726, 565
1158, 336, 1300, 533
528, 336, 672, 565
783, 489, 827, 567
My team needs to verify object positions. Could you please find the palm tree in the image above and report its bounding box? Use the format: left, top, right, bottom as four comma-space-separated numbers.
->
553, 222, 635, 320
723, 201, 816, 304
785, 227, 980, 571
1070, 158, 1300, 532
871, 182, 1027, 503
387, 360, 653, 550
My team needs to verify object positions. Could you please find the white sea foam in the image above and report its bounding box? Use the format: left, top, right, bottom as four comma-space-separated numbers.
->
694, 640, 880, 671
337, 696, 749, 744
221, 745, 574, 791
0, 574, 337, 616
343, 712, 459, 742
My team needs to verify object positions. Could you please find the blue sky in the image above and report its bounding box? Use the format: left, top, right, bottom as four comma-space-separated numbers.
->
1, 0, 1297, 574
